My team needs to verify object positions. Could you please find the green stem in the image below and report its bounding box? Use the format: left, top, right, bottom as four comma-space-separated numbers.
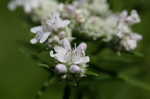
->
75, 87, 83, 99
63, 84, 71, 99
89, 63, 118, 77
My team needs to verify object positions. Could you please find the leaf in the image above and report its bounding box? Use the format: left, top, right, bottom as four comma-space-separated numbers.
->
18, 41, 50, 53
122, 51, 144, 57
86, 70, 99, 77
118, 74, 150, 91
132, 51, 144, 57
35, 77, 56, 99
38, 63, 50, 71
19, 45, 55, 67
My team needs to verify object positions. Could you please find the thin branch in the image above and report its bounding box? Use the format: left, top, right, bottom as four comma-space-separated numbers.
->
63, 84, 71, 99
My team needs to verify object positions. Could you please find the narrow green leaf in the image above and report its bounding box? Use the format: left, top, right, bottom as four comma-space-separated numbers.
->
35, 77, 56, 99
119, 74, 150, 91
86, 70, 99, 77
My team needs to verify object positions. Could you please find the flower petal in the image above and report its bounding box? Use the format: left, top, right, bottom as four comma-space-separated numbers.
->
40, 32, 51, 43
73, 56, 90, 64
30, 26, 43, 34
61, 39, 71, 50
52, 46, 68, 63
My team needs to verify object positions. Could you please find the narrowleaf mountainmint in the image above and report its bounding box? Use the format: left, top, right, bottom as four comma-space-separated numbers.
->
46, 12, 70, 31
119, 10, 141, 25
50, 39, 90, 78
8, 0, 143, 82
8, 1, 144, 98
116, 10, 142, 51
30, 26, 51, 44
30, 12, 72, 46
117, 32, 142, 51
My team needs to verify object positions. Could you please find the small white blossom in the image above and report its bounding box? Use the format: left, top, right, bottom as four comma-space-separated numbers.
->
119, 10, 141, 25
118, 33, 142, 51
50, 39, 90, 77
116, 10, 142, 51
30, 26, 51, 44
30, 12, 71, 45
47, 12, 70, 31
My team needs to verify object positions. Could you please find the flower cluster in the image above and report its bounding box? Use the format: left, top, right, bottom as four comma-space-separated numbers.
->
30, 12, 72, 46
116, 10, 142, 51
8, 0, 143, 78
50, 39, 89, 78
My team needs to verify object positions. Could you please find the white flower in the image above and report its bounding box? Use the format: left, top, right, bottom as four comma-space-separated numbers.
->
119, 33, 142, 51
47, 12, 70, 31
117, 10, 141, 36
50, 39, 89, 64
116, 10, 142, 51
119, 10, 141, 25
8, 0, 42, 13
30, 12, 71, 45
50, 39, 90, 76
30, 26, 51, 44
81, 15, 119, 41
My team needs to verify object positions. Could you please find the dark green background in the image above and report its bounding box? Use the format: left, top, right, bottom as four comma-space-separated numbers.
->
0, 0, 150, 99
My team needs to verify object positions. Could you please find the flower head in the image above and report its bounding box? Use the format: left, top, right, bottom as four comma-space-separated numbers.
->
30, 26, 51, 44
30, 12, 71, 45
50, 39, 90, 77
118, 33, 142, 51
8, 0, 42, 13
47, 12, 70, 31
119, 10, 141, 25
115, 10, 142, 51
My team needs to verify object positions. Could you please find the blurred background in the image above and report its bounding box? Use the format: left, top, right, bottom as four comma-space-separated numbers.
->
0, 0, 150, 99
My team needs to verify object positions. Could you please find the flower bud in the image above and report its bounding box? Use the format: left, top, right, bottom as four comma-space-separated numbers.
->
70, 65, 81, 73
55, 64, 67, 74
30, 38, 38, 44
